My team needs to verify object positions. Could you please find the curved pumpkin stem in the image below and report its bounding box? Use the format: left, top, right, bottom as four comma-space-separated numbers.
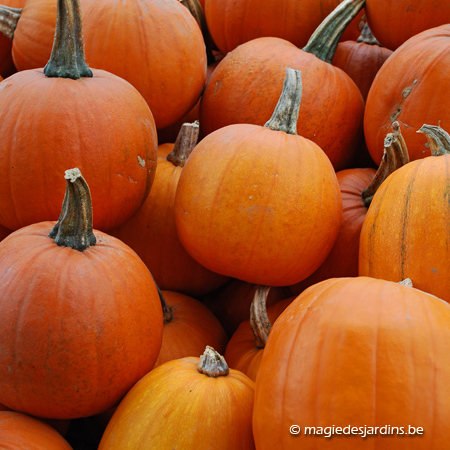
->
197, 346, 230, 377
250, 286, 272, 349
167, 121, 200, 167
49, 168, 96, 251
361, 121, 410, 208
0, 5, 22, 40
264, 68, 302, 135
179, 0, 215, 66
356, 22, 380, 46
157, 286, 174, 324
417, 124, 450, 156
44, 0, 92, 79
303, 0, 366, 63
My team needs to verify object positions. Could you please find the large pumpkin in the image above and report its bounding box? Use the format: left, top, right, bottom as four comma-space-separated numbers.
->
98, 347, 255, 449
199, 0, 365, 170
253, 276, 450, 449
176, 69, 342, 286
359, 125, 450, 303
0, 0, 157, 231
0, 169, 163, 419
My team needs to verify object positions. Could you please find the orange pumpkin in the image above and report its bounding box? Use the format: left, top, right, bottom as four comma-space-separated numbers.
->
0, 0, 157, 231
176, 69, 342, 286
359, 124, 450, 303
155, 290, 228, 368
199, 0, 365, 170
0, 169, 163, 419
98, 347, 255, 449
110, 122, 229, 297
253, 277, 450, 449
0, 411, 73, 449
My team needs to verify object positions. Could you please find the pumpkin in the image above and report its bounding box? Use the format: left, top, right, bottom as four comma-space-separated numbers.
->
202, 278, 292, 338
205, 0, 365, 55
364, 24, 450, 165
199, 0, 365, 170
0, 0, 158, 231
365, 0, 450, 50
359, 124, 450, 303
155, 290, 228, 367
253, 277, 450, 449
332, 23, 392, 101
110, 122, 229, 297
176, 69, 342, 286
98, 347, 255, 449
0, 0, 24, 77
0, 411, 73, 449
0, 169, 163, 419
224, 287, 293, 381
291, 122, 409, 295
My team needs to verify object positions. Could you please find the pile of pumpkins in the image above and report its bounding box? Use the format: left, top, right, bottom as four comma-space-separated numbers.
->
1, 0, 450, 448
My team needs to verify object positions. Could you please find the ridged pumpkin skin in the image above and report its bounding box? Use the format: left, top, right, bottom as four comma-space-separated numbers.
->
359, 155, 450, 303
174, 124, 342, 286
199, 37, 365, 170
110, 144, 229, 297
0, 411, 73, 450
205, 0, 364, 55
364, 25, 450, 165
0, 222, 163, 419
253, 277, 450, 449
98, 355, 255, 449
365, 0, 450, 50
332, 40, 392, 101
290, 168, 375, 295
155, 290, 228, 367
0, 69, 157, 231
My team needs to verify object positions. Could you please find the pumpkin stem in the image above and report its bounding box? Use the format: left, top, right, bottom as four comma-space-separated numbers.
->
417, 124, 450, 156
264, 68, 302, 135
43, 0, 92, 79
166, 121, 200, 167
399, 278, 413, 287
48, 168, 96, 251
197, 346, 230, 377
356, 22, 380, 45
0, 5, 22, 40
361, 121, 410, 208
250, 286, 272, 349
157, 285, 174, 324
179, 0, 215, 66
303, 0, 366, 63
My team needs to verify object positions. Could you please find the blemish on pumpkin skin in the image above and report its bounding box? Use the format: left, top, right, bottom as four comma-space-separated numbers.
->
432, 268, 438, 275
390, 79, 418, 123
137, 156, 146, 167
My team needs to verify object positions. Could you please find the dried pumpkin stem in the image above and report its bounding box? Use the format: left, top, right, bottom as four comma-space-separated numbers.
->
197, 346, 229, 377
179, 0, 215, 65
44, 0, 92, 79
250, 286, 272, 349
49, 168, 96, 251
361, 121, 410, 208
399, 278, 413, 287
417, 124, 450, 156
356, 22, 380, 45
166, 121, 200, 167
0, 5, 22, 40
303, 0, 366, 63
264, 68, 302, 135
157, 285, 174, 324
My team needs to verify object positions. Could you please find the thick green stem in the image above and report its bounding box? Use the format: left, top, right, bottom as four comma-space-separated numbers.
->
362, 121, 410, 208
167, 121, 199, 167
250, 286, 272, 349
417, 124, 450, 156
264, 68, 302, 135
197, 346, 229, 377
49, 168, 96, 251
0, 4, 22, 40
44, 0, 92, 79
303, 0, 366, 63
356, 22, 380, 45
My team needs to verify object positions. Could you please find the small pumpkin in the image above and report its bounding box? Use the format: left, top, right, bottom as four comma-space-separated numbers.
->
98, 347, 255, 449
